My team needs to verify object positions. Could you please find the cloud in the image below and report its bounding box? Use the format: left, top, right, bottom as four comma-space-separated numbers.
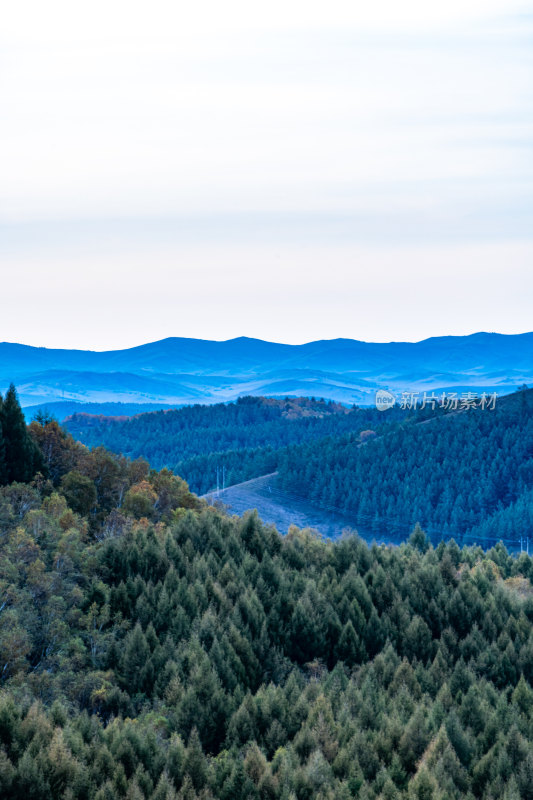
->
1, 1, 531, 220
0, 1, 531, 346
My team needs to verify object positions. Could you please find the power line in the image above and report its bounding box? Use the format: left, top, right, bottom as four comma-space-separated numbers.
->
211, 473, 529, 551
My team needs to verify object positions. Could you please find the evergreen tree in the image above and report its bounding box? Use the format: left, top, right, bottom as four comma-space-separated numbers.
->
408, 523, 429, 554
0, 395, 7, 485
2, 384, 42, 483
121, 623, 150, 694
184, 728, 207, 791
336, 621, 363, 664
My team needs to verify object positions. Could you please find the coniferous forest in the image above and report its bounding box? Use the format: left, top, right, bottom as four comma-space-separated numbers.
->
0, 384, 533, 799
64, 397, 408, 496
66, 389, 533, 550
277, 388, 533, 548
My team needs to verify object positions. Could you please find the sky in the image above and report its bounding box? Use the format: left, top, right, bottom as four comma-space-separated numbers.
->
1, 0, 532, 350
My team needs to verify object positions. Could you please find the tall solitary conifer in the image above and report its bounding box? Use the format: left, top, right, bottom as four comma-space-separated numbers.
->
1, 383, 42, 484
0, 394, 7, 485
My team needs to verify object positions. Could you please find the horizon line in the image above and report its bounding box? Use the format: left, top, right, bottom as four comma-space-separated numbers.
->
2, 329, 533, 354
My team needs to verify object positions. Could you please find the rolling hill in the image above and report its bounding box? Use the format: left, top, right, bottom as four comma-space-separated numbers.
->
64, 395, 398, 493
1, 331, 532, 411
65, 388, 533, 550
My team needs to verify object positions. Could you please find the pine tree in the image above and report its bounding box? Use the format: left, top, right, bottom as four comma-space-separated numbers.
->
519, 751, 533, 800
184, 728, 207, 791
0, 395, 7, 485
408, 766, 438, 800
511, 674, 533, 715
409, 523, 430, 553
121, 623, 150, 694
336, 621, 363, 664
152, 772, 178, 800
2, 384, 42, 483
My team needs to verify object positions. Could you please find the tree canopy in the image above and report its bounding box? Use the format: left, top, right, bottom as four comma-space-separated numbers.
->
0, 385, 531, 798
0, 406, 531, 797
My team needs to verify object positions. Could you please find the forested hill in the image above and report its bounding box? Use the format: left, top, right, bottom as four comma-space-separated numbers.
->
65, 391, 533, 549
65, 396, 409, 494
1, 385, 533, 799
278, 387, 533, 548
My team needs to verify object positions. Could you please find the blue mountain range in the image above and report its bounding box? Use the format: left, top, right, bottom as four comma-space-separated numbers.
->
1, 332, 531, 418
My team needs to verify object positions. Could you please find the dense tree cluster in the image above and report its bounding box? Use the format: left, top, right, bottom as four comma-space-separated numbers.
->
0, 384, 532, 798
0, 413, 533, 797
1, 386, 200, 535
277, 389, 533, 548
65, 397, 407, 495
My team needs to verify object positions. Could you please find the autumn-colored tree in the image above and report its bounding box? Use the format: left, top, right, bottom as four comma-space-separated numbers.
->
123, 480, 158, 519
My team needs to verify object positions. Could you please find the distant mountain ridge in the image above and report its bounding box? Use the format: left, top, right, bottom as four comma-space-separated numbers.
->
1, 332, 532, 412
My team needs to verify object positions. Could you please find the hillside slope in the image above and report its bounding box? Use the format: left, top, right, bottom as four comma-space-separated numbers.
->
65, 396, 401, 494
65, 390, 533, 550
278, 388, 533, 548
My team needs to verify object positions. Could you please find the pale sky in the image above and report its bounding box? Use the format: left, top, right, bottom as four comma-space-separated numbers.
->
1, 1, 532, 349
